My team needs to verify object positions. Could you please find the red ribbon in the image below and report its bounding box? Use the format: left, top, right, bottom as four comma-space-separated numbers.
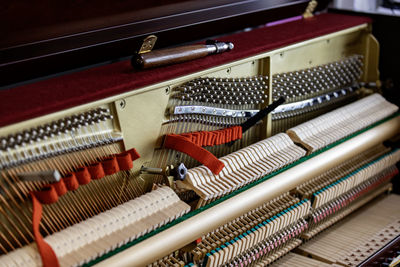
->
30, 192, 60, 267
163, 126, 242, 175
33, 185, 59, 205
164, 134, 225, 175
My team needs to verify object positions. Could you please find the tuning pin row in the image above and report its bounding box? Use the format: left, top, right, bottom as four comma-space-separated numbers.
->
0, 108, 112, 151
172, 75, 268, 106
272, 55, 363, 102
173, 92, 266, 105
0, 108, 120, 169
169, 115, 247, 127
188, 75, 268, 85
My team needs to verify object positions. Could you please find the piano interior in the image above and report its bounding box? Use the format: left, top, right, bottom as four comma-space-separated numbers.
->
0, 1, 399, 267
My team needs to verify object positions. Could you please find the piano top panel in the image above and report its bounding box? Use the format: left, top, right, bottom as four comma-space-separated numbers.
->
0, 13, 371, 128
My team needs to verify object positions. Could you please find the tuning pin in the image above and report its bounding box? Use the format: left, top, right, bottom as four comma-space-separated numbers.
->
0, 138, 8, 150
97, 107, 109, 115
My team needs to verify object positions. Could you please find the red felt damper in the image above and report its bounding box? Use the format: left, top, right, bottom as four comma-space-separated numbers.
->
177, 126, 242, 147
102, 156, 120, 175
30, 193, 60, 267
126, 148, 141, 161
208, 132, 216, 146
164, 134, 224, 175
87, 162, 106, 180
63, 173, 79, 191
116, 152, 133, 171
33, 185, 59, 204
163, 126, 243, 174
75, 167, 91, 185
52, 180, 67, 196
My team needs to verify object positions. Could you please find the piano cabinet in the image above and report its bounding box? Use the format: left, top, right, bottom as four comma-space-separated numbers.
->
0, 6, 399, 267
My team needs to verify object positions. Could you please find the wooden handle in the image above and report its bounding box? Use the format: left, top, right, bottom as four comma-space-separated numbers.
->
133, 45, 211, 69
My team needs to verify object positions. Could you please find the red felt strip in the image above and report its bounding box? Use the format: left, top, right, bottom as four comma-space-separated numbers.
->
215, 131, 223, 145
63, 173, 79, 191
226, 128, 232, 143
163, 126, 243, 174
231, 128, 235, 141
75, 167, 91, 185
33, 186, 59, 204
197, 132, 204, 146
188, 126, 242, 147
237, 126, 243, 139
116, 152, 133, 171
181, 133, 192, 141
52, 181, 67, 196
191, 132, 199, 146
164, 134, 224, 175
87, 162, 106, 180
208, 132, 216, 146
102, 156, 120, 175
30, 193, 60, 267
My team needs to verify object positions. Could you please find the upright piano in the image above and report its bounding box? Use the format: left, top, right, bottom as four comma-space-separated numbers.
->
0, 1, 399, 266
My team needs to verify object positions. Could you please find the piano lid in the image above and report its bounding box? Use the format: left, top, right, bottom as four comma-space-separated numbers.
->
0, 0, 330, 88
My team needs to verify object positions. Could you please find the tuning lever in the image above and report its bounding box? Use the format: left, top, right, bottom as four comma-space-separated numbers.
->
140, 163, 187, 181
132, 37, 234, 69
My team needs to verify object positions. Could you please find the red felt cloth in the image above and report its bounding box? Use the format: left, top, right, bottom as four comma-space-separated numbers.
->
0, 13, 371, 127
164, 134, 225, 175
177, 126, 242, 147
33, 185, 59, 205
163, 126, 242, 174
30, 193, 60, 267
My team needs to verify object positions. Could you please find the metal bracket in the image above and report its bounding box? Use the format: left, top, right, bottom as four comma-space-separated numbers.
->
138, 35, 158, 54
303, 0, 318, 18
171, 105, 259, 118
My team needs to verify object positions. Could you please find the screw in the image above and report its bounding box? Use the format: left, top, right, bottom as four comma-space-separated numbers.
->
119, 99, 126, 109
